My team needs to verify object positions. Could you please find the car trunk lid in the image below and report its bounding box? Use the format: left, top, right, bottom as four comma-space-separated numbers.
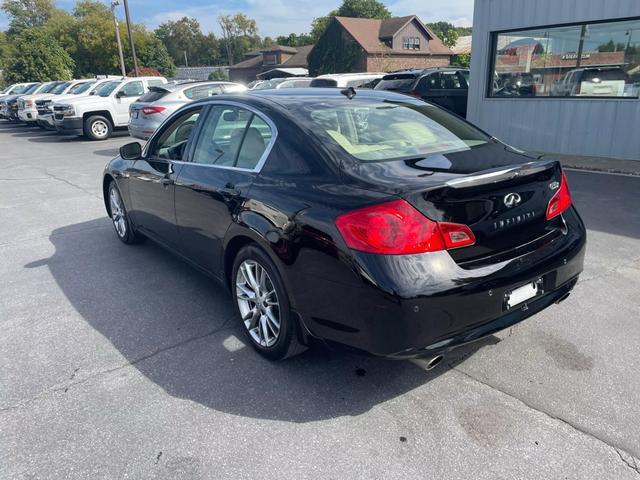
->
340, 144, 566, 266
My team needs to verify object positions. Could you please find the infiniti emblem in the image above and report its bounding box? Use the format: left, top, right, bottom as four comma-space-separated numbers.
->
504, 192, 522, 208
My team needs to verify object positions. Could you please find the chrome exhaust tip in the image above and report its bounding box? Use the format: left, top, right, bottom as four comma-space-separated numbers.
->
425, 355, 444, 371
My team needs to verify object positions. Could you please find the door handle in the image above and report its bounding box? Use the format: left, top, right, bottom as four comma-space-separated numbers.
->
161, 177, 174, 187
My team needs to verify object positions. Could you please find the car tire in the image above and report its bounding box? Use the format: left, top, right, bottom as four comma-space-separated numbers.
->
232, 245, 306, 361
107, 181, 145, 244
84, 115, 113, 141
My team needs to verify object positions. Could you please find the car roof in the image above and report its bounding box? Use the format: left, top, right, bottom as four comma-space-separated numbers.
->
384, 67, 469, 77
189, 87, 422, 111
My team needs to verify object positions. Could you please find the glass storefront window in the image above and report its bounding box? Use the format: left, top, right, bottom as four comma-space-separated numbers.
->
489, 18, 640, 98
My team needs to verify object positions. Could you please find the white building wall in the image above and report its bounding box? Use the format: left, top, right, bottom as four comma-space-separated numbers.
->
468, 0, 640, 160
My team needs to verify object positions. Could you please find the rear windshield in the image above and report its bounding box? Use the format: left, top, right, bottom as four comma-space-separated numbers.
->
375, 75, 417, 92
138, 89, 170, 103
310, 79, 338, 88
291, 99, 489, 162
582, 69, 627, 82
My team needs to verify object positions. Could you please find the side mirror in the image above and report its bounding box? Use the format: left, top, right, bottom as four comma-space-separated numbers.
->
115, 90, 125, 98
120, 142, 142, 160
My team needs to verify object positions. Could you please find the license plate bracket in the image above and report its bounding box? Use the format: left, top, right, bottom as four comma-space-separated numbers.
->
505, 279, 544, 310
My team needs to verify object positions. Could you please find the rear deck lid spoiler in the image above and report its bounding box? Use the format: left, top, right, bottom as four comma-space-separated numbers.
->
444, 159, 557, 189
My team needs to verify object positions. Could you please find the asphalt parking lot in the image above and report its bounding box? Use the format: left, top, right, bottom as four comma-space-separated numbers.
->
1, 121, 639, 479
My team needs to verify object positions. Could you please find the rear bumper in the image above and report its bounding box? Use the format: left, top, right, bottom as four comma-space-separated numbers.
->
293, 208, 586, 358
128, 122, 158, 140
55, 117, 83, 136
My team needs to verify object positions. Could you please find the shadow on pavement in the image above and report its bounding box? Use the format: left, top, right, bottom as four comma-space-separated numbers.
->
33, 218, 490, 423
566, 170, 640, 240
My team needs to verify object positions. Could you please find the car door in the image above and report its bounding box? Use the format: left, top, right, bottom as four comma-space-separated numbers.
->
174, 103, 276, 276
114, 80, 144, 125
127, 107, 203, 248
417, 72, 446, 108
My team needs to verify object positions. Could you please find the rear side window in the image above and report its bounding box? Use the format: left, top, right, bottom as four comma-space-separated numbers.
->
440, 71, 467, 89
138, 89, 170, 103
310, 79, 338, 88
375, 75, 416, 92
192, 106, 272, 170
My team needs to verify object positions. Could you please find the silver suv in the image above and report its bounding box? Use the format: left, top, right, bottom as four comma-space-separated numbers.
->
128, 81, 246, 140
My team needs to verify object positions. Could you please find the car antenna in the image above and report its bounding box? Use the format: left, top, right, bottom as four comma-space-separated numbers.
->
340, 87, 356, 99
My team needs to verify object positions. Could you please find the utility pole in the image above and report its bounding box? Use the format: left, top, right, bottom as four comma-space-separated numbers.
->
122, 0, 139, 76
184, 50, 189, 68
111, 1, 126, 77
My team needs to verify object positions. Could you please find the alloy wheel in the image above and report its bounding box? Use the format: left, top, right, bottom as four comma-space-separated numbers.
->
109, 187, 127, 238
236, 259, 281, 347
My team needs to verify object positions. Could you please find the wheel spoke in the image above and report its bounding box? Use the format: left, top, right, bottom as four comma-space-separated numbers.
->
265, 307, 280, 333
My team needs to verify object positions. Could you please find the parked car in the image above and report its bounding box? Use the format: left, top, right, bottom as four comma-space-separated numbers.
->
54, 76, 167, 140
128, 81, 246, 140
0, 82, 39, 105
103, 88, 585, 362
375, 68, 470, 117
494, 72, 537, 97
310, 73, 385, 89
551, 67, 629, 97
17, 81, 61, 124
249, 78, 315, 90
35, 79, 98, 129
0, 83, 41, 121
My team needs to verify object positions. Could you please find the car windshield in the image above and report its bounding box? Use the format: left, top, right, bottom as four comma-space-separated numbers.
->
38, 83, 58, 94
23, 84, 41, 94
292, 99, 489, 162
310, 78, 338, 88
94, 81, 121, 97
51, 82, 71, 94
10, 84, 34, 94
69, 82, 95, 94
375, 75, 417, 92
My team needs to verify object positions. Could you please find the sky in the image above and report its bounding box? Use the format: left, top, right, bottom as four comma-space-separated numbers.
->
0, 0, 475, 37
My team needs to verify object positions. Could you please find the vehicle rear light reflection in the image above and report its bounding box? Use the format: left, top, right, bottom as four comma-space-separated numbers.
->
335, 199, 475, 255
546, 173, 572, 220
142, 106, 166, 115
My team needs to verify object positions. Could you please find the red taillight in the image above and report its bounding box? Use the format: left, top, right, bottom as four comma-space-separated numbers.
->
546, 173, 572, 220
335, 199, 475, 255
142, 106, 166, 115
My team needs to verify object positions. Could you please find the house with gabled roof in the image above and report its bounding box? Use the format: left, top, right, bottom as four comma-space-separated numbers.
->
308, 15, 454, 74
229, 45, 314, 84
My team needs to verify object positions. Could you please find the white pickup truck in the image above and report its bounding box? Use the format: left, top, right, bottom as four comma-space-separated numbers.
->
53, 76, 167, 140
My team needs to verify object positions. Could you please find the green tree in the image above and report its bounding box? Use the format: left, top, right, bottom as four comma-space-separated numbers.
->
0, 32, 10, 70
451, 52, 470, 68
311, 0, 390, 42
4, 28, 74, 82
426, 21, 459, 48
155, 17, 217, 66
276, 33, 314, 47
208, 69, 229, 81
1, 0, 57, 35
218, 13, 260, 65
135, 31, 176, 77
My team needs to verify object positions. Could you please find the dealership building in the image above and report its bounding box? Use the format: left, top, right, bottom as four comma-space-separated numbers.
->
468, 0, 640, 161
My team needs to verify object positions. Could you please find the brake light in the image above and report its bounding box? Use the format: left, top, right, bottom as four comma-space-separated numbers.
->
335, 199, 475, 255
546, 173, 572, 220
142, 106, 166, 115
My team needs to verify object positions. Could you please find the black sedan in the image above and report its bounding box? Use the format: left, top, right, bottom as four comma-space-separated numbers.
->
103, 89, 585, 363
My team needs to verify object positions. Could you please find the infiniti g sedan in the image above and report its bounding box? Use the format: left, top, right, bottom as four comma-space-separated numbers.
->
103, 89, 586, 362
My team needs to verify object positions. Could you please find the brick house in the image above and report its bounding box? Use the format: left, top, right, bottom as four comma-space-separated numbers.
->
308, 15, 453, 74
229, 45, 314, 84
